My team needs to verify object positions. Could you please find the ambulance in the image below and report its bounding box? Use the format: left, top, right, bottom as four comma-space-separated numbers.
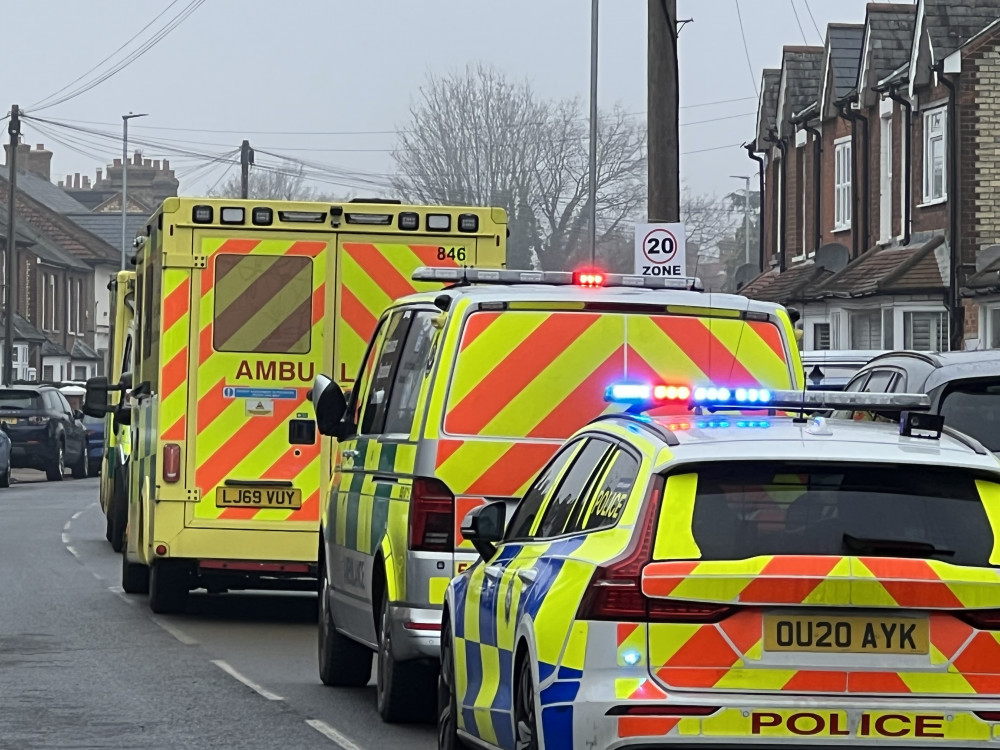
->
98, 269, 135, 553
84, 198, 507, 614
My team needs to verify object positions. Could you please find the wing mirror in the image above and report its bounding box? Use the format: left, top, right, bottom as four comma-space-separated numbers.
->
461, 502, 506, 560
82, 376, 112, 418
310, 374, 354, 440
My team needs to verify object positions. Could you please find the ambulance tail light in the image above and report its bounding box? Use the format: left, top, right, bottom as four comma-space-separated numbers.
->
409, 477, 455, 552
577, 476, 735, 623
958, 610, 1000, 630
163, 443, 181, 483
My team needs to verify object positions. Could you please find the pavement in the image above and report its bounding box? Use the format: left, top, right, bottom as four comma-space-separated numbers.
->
0, 470, 437, 750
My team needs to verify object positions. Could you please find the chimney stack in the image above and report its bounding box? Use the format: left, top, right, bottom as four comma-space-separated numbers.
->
74, 173, 80, 189
95, 168, 102, 182
82, 176, 90, 189
66, 173, 73, 187
25, 143, 53, 182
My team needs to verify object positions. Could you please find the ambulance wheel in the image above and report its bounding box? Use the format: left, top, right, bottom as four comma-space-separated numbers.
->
45, 443, 65, 482
376, 589, 436, 723
438, 617, 468, 750
121, 549, 149, 595
514, 656, 539, 750
109, 465, 128, 553
318, 561, 372, 686
149, 561, 189, 614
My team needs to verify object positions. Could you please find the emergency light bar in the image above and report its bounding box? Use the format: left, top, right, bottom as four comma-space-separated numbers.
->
411, 267, 703, 291
692, 388, 932, 412
605, 383, 691, 404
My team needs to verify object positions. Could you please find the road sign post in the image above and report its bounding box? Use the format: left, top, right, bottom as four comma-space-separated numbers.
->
634, 223, 686, 278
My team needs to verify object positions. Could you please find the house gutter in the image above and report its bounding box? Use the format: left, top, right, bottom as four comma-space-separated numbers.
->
935, 62, 962, 349
886, 84, 913, 246
773, 134, 789, 272
744, 143, 766, 273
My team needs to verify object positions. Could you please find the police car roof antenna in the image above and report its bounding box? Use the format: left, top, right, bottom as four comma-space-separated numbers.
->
792, 376, 808, 424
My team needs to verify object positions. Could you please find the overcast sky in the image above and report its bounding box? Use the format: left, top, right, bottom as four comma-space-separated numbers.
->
9, 0, 876, 203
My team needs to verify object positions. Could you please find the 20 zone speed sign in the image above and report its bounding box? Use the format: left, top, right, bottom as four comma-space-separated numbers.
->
634, 223, 687, 277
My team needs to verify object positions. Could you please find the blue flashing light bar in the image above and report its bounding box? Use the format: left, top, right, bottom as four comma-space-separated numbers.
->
693, 386, 772, 405
607, 383, 652, 404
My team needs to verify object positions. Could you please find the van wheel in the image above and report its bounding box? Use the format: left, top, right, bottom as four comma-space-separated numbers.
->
376, 589, 436, 723
0, 462, 11, 488
318, 561, 372, 686
46, 443, 65, 482
121, 548, 149, 595
149, 561, 189, 614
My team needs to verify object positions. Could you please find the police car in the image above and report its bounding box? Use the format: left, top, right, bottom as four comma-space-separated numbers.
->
440, 385, 1000, 750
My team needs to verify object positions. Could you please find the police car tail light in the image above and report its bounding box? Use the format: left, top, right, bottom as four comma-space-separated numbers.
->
163, 443, 180, 483
958, 610, 1000, 631
976, 712, 1000, 722
611, 705, 721, 717
409, 477, 454, 552
573, 270, 606, 287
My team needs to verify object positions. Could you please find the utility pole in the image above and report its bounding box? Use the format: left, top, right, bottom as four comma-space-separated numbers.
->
588, 0, 599, 265
731, 175, 751, 264
240, 140, 254, 199
648, 0, 680, 223
121, 112, 148, 270
4, 106, 19, 386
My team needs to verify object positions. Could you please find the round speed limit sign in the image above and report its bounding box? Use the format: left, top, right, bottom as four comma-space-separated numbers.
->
642, 228, 679, 264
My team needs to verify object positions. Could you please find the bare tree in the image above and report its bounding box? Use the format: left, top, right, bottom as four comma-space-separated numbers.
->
392, 65, 646, 270
212, 160, 323, 201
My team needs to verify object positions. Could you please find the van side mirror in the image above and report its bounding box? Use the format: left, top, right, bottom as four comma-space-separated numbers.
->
461, 502, 506, 560
311, 374, 351, 438
83, 376, 111, 418
113, 403, 132, 428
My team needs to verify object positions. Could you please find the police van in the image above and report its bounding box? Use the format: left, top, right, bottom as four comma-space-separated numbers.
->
310, 267, 804, 722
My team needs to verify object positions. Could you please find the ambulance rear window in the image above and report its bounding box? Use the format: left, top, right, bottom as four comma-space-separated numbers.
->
679, 461, 994, 567
213, 254, 313, 354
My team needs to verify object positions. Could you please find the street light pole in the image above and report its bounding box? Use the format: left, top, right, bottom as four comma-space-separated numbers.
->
730, 174, 751, 265
121, 113, 148, 270
588, 0, 599, 265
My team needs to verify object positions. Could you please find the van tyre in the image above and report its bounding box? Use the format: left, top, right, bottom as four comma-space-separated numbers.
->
121, 549, 149, 595
318, 562, 372, 686
514, 656, 539, 750
376, 589, 436, 723
149, 561, 189, 614
46, 443, 65, 482
0, 462, 11, 488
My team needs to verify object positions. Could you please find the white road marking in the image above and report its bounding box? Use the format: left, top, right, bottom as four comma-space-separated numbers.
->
63, 521, 72, 532
151, 616, 198, 645
108, 586, 135, 605
305, 720, 366, 750
61, 533, 70, 544
211, 659, 283, 701
71, 509, 85, 520
66, 545, 79, 557
91, 570, 103, 581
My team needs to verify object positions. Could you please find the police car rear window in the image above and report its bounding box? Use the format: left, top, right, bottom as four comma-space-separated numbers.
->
683, 461, 995, 567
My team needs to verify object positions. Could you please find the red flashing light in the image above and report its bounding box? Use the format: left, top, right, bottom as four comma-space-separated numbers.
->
652, 385, 691, 402
574, 270, 606, 287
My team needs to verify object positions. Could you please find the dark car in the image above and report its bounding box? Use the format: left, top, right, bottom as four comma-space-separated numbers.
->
841, 350, 1000, 453
82, 414, 104, 477
800, 349, 888, 391
0, 386, 88, 481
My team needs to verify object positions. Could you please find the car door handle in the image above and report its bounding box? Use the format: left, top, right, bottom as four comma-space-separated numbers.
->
484, 565, 504, 581
341, 449, 360, 460
517, 568, 538, 585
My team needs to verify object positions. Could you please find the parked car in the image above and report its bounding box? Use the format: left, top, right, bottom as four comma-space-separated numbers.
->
82, 414, 104, 477
0, 426, 12, 488
841, 350, 1000, 453
0, 385, 88, 481
800, 349, 888, 390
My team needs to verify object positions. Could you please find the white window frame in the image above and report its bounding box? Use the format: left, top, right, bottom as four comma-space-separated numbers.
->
922, 106, 947, 204
834, 137, 852, 231
49, 275, 57, 333
66, 279, 72, 333
902, 308, 949, 351
40, 274, 48, 331
879, 112, 893, 243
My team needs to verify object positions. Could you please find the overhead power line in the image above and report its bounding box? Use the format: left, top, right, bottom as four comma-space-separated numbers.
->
803, 0, 824, 43
790, 0, 808, 44
28, 0, 205, 113
734, 0, 759, 97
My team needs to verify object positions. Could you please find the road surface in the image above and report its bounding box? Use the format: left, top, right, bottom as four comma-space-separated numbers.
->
0, 471, 437, 750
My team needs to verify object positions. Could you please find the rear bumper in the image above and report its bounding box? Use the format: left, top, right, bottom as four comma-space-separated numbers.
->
9, 435, 58, 468
388, 602, 442, 661
554, 685, 1000, 749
